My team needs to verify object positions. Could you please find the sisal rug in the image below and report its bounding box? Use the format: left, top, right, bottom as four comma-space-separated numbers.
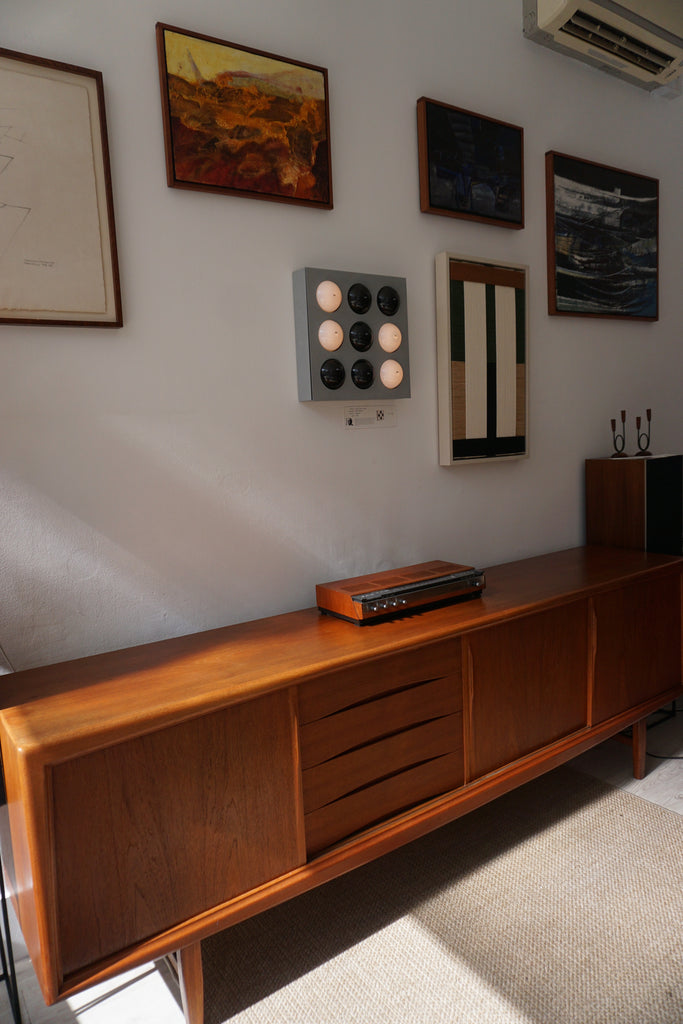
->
201, 766, 683, 1024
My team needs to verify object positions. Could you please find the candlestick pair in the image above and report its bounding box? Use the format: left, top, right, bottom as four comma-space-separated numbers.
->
610, 409, 651, 458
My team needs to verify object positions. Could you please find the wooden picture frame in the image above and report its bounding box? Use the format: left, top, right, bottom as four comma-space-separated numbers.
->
545, 151, 658, 321
156, 24, 333, 209
435, 252, 528, 465
0, 47, 122, 326
417, 98, 524, 229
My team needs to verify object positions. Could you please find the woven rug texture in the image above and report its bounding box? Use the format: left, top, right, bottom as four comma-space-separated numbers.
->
201, 766, 683, 1024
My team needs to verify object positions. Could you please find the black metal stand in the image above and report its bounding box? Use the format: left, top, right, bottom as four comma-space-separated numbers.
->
0, 850, 22, 1023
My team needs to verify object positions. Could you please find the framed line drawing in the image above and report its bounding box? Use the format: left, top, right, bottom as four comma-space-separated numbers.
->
545, 151, 658, 320
435, 252, 528, 465
0, 47, 122, 327
417, 98, 524, 229
156, 24, 333, 209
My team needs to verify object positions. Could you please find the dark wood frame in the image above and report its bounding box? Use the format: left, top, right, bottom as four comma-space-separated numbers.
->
0, 47, 122, 327
417, 97, 524, 229
545, 151, 659, 321
156, 24, 333, 210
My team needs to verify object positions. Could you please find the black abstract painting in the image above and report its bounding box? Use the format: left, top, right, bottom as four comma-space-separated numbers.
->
418, 98, 523, 229
546, 152, 658, 320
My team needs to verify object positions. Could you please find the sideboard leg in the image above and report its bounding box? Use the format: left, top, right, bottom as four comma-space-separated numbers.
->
177, 942, 204, 1024
632, 717, 647, 780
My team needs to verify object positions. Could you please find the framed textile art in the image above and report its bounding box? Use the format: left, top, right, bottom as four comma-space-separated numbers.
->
156, 24, 333, 209
545, 151, 658, 320
0, 47, 122, 326
417, 98, 524, 229
436, 252, 528, 465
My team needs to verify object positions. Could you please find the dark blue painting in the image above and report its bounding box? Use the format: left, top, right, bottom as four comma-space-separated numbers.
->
547, 152, 658, 320
418, 98, 523, 229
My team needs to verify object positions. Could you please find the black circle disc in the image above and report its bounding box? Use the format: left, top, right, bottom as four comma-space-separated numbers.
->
377, 285, 400, 316
351, 359, 374, 389
320, 358, 345, 390
349, 321, 373, 352
347, 282, 372, 314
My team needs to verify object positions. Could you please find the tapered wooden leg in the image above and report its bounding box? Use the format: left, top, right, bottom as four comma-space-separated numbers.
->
632, 717, 647, 780
177, 942, 204, 1024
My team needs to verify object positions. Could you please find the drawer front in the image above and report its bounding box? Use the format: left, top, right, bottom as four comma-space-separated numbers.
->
298, 639, 462, 724
300, 675, 460, 769
299, 640, 463, 856
303, 713, 461, 812
305, 750, 463, 856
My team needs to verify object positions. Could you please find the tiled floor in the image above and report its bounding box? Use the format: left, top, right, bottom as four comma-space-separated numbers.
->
2, 700, 682, 1024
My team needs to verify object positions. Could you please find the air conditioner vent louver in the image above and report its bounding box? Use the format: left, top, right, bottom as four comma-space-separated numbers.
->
560, 10, 674, 77
523, 0, 683, 94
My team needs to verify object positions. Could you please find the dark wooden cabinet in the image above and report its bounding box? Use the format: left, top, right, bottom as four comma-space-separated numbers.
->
1, 546, 681, 1022
586, 455, 683, 555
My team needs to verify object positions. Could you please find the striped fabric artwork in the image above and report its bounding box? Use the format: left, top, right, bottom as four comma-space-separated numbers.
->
444, 258, 526, 462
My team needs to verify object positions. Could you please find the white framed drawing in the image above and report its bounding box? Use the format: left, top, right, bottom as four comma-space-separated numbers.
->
0, 47, 122, 326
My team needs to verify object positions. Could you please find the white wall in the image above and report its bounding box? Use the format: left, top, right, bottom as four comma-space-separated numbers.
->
1, 0, 681, 670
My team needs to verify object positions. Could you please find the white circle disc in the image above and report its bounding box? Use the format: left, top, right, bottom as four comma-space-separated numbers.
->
380, 359, 403, 389
315, 280, 342, 313
378, 323, 402, 353
318, 319, 344, 351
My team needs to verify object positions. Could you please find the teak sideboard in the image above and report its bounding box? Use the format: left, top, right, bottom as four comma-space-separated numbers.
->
1, 545, 682, 1024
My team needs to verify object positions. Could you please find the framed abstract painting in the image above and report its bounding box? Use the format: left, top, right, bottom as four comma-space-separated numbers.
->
545, 151, 658, 320
417, 98, 524, 229
436, 252, 528, 465
156, 24, 333, 209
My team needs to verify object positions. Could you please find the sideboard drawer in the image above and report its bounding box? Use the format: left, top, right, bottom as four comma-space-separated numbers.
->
298, 640, 463, 855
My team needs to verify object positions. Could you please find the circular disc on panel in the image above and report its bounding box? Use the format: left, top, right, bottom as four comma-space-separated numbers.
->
377, 285, 400, 316
318, 319, 344, 351
320, 358, 346, 390
347, 282, 372, 314
378, 323, 402, 353
349, 321, 373, 351
379, 359, 403, 389
315, 280, 342, 313
351, 359, 374, 389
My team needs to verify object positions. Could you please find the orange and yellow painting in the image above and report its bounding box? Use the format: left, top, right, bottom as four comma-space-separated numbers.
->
157, 25, 332, 208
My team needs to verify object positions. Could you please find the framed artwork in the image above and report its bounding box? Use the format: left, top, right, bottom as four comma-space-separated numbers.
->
545, 151, 658, 320
435, 252, 528, 465
156, 24, 333, 209
0, 47, 122, 326
417, 98, 524, 229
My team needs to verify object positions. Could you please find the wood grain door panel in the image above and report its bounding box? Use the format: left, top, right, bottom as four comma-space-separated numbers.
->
592, 575, 682, 724
467, 602, 589, 779
52, 690, 303, 979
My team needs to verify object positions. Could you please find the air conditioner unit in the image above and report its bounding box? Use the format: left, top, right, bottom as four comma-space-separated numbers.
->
523, 0, 683, 92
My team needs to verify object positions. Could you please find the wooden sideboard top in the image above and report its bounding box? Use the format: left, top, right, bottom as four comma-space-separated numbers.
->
1, 545, 681, 761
